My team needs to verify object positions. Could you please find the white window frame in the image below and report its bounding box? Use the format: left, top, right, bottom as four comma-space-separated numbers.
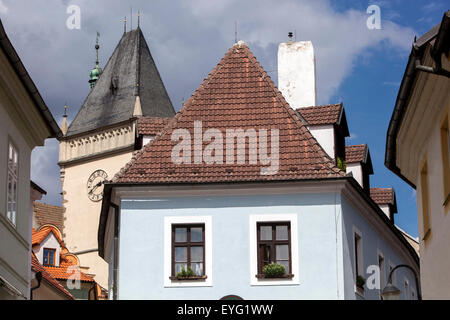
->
6, 140, 18, 227
163, 216, 212, 287
249, 214, 299, 286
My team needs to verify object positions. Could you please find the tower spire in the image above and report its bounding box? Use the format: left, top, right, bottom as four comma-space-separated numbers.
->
89, 32, 102, 89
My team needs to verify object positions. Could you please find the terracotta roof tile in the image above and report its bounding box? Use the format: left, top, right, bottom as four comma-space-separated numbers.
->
370, 188, 394, 205
44, 261, 96, 283
137, 117, 173, 135
296, 104, 342, 126
114, 42, 345, 184
345, 144, 367, 163
32, 226, 63, 246
33, 202, 64, 232
31, 253, 75, 300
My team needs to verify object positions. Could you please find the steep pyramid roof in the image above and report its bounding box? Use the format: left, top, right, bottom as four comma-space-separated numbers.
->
66, 28, 175, 137
113, 41, 345, 184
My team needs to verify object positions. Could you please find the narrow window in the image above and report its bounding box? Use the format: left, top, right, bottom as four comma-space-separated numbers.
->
7, 142, 18, 226
171, 224, 205, 278
354, 232, 363, 278
43, 248, 55, 266
378, 253, 385, 290
440, 112, 450, 207
420, 160, 431, 241
256, 222, 291, 276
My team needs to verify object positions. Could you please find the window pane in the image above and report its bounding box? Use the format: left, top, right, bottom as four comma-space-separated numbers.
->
276, 225, 288, 240
260, 226, 272, 240
175, 247, 187, 262
276, 245, 289, 260
175, 263, 187, 274
276, 260, 290, 274
191, 263, 203, 276
262, 244, 272, 263
191, 227, 203, 242
190, 246, 203, 262
175, 228, 187, 242
49, 250, 54, 265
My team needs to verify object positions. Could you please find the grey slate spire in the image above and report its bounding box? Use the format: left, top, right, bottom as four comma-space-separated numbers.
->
66, 27, 175, 137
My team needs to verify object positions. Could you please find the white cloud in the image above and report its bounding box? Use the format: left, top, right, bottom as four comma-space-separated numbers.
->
0, 0, 8, 14
3, 0, 416, 204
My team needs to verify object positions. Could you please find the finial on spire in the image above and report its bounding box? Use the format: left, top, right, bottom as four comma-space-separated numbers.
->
234, 21, 238, 44
138, 11, 140, 28
62, 104, 68, 135
124, 16, 127, 33
95, 31, 100, 66
288, 32, 293, 41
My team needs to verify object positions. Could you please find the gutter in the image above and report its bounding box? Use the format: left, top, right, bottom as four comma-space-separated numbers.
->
385, 11, 450, 187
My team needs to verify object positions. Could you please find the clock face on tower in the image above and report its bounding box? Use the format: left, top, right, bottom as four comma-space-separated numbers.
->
87, 169, 108, 202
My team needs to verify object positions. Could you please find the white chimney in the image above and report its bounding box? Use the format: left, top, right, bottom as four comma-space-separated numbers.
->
278, 41, 316, 109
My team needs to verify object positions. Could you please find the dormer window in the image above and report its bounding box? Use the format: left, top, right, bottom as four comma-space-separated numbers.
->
43, 248, 56, 266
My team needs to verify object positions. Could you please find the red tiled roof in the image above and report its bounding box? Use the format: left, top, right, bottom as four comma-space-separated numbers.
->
345, 144, 367, 163
113, 42, 344, 184
32, 226, 96, 283
44, 261, 95, 283
296, 104, 342, 126
32, 226, 63, 247
33, 202, 64, 232
138, 117, 173, 135
370, 188, 395, 205
31, 253, 75, 300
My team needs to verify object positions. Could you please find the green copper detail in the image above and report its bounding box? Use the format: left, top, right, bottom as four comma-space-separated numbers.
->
89, 32, 102, 89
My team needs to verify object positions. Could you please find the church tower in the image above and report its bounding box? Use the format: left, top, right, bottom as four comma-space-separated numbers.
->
58, 26, 175, 289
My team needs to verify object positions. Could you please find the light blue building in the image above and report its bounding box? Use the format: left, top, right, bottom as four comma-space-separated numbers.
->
97, 40, 419, 300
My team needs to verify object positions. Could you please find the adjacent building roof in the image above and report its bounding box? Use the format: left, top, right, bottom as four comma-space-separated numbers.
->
32, 226, 96, 284
66, 27, 175, 137
137, 117, 172, 136
346, 144, 368, 163
370, 187, 398, 214
112, 41, 344, 184
296, 103, 342, 126
33, 202, 64, 232
31, 253, 75, 300
0, 19, 61, 139
385, 11, 450, 188
370, 187, 395, 205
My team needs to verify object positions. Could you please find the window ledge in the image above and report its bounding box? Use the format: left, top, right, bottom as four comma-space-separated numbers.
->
255, 274, 294, 280
169, 275, 208, 281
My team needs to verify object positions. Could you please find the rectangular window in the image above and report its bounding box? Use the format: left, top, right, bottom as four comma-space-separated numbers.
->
420, 159, 431, 241
440, 112, 450, 208
43, 248, 55, 266
256, 222, 292, 276
171, 224, 205, 278
6, 142, 18, 226
354, 232, 363, 278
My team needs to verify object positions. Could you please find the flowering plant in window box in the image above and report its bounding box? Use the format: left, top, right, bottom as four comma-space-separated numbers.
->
170, 267, 207, 281
356, 275, 366, 289
258, 263, 293, 279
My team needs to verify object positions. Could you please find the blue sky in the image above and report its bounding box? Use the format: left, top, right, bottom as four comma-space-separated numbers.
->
0, 0, 448, 238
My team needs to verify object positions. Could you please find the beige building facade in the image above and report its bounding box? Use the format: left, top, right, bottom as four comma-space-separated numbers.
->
386, 11, 450, 299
